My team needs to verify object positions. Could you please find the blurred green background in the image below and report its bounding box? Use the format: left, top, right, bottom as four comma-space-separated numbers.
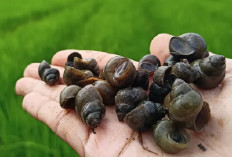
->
1, 0, 231, 156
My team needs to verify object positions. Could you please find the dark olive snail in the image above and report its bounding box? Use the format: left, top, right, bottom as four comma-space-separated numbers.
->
93, 80, 116, 105
74, 57, 99, 75
132, 69, 149, 90
169, 33, 209, 62
171, 59, 200, 83
191, 55, 226, 89
60, 85, 81, 109
38, 60, 60, 85
104, 56, 137, 88
164, 79, 211, 131
65, 52, 82, 67
138, 54, 161, 74
75, 85, 105, 131
63, 66, 93, 86
124, 101, 166, 132
153, 120, 190, 154
115, 87, 147, 121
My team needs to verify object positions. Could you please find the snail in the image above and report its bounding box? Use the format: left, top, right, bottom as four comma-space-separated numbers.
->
138, 54, 161, 74
74, 57, 99, 75
124, 101, 166, 132
104, 56, 137, 88
191, 55, 226, 89
115, 87, 147, 121
164, 79, 211, 131
132, 69, 149, 90
38, 60, 60, 85
153, 120, 190, 154
171, 59, 200, 83
63, 66, 93, 86
75, 85, 105, 131
60, 85, 81, 109
65, 52, 82, 67
93, 80, 116, 105
169, 33, 209, 62
149, 83, 170, 103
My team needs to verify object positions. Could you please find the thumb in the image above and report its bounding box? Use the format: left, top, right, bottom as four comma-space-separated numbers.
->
149, 33, 173, 65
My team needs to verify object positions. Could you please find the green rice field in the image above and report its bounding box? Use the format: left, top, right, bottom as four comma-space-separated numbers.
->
1, 0, 232, 156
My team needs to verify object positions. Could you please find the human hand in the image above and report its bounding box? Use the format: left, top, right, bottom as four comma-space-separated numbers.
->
15, 34, 232, 157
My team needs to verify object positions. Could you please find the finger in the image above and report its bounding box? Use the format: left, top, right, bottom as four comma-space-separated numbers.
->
150, 33, 173, 64
51, 50, 139, 69
23, 63, 64, 83
16, 77, 65, 101
23, 92, 88, 156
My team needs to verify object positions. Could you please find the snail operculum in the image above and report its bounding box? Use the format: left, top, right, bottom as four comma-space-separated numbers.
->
138, 54, 161, 74
74, 57, 99, 75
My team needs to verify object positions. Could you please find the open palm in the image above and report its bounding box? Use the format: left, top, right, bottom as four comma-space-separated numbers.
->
16, 34, 232, 157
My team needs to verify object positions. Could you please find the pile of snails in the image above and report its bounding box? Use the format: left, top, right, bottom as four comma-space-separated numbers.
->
38, 33, 226, 154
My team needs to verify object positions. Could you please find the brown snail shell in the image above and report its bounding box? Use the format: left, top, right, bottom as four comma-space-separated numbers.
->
153, 66, 176, 89
138, 54, 161, 74
74, 57, 99, 75
115, 87, 147, 121
93, 80, 116, 105
169, 33, 209, 62
38, 60, 60, 85
60, 85, 81, 109
75, 85, 105, 129
171, 59, 200, 83
124, 101, 166, 132
63, 66, 93, 86
65, 52, 82, 67
191, 55, 226, 89
104, 56, 137, 88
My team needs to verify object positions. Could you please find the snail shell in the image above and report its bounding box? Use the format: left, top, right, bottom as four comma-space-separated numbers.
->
60, 85, 81, 109
63, 66, 93, 86
124, 101, 166, 132
75, 85, 105, 129
164, 79, 210, 131
104, 56, 137, 88
74, 57, 99, 75
132, 69, 149, 90
138, 54, 161, 74
115, 87, 147, 121
65, 52, 82, 67
153, 120, 190, 154
169, 33, 209, 62
38, 60, 60, 85
163, 55, 178, 67
191, 55, 226, 89
149, 83, 170, 103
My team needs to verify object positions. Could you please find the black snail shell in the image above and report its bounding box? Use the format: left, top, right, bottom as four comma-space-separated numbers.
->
93, 80, 116, 105
132, 69, 149, 90
124, 101, 166, 132
171, 59, 200, 83
65, 52, 82, 67
104, 56, 137, 88
74, 57, 99, 75
38, 60, 60, 85
60, 85, 81, 109
149, 83, 170, 103
115, 87, 147, 121
75, 85, 105, 129
153, 120, 190, 154
191, 55, 226, 89
63, 66, 93, 86
169, 33, 209, 62
164, 79, 211, 131
138, 54, 161, 74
